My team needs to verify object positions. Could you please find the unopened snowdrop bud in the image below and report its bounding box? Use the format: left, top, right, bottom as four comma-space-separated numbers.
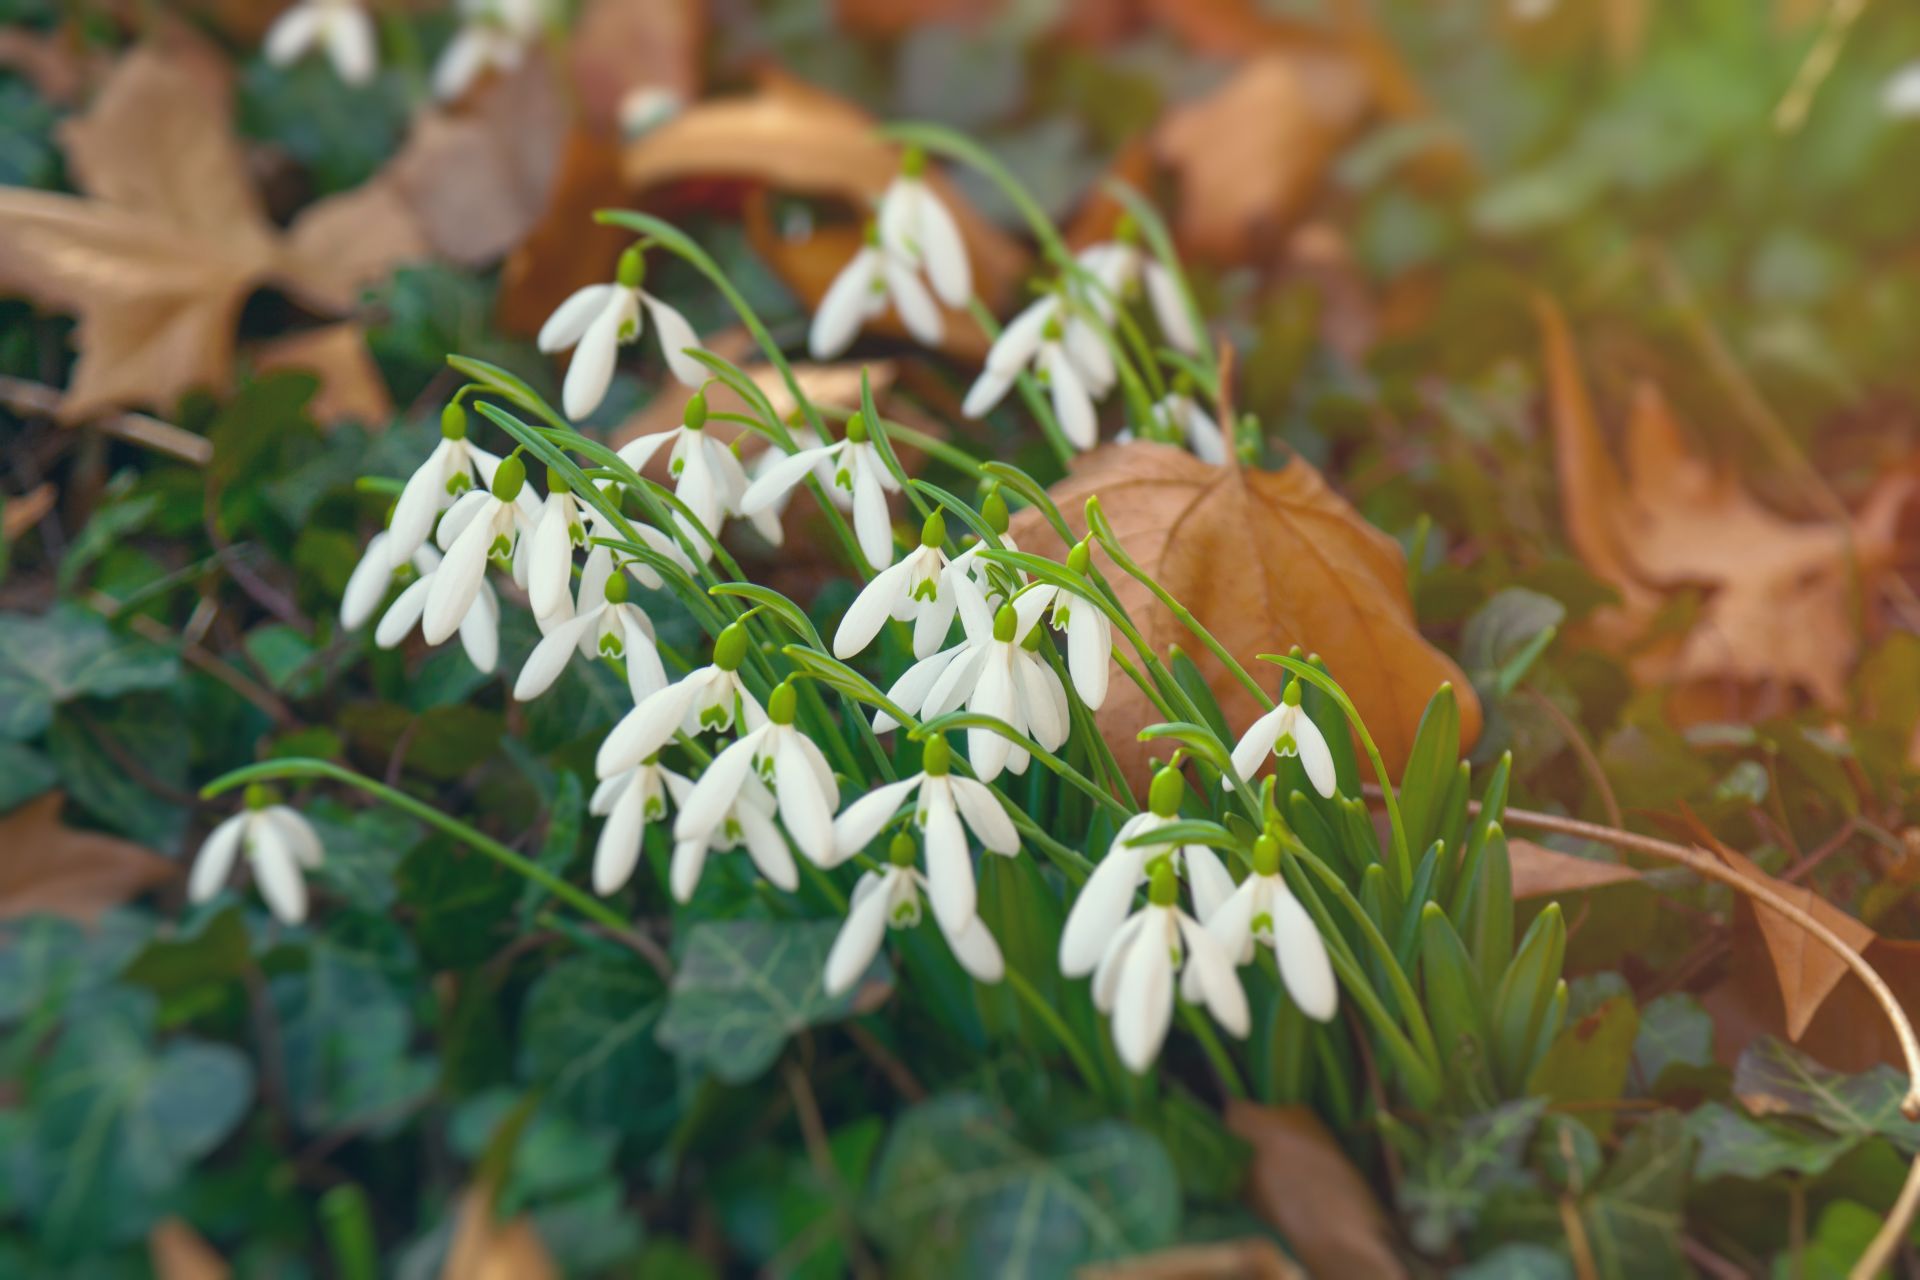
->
189, 793, 325, 925
766, 680, 798, 725
919, 508, 945, 549
603, 568, 629, 604
1227, 678, 1336, 798
1206, 830, 1337, 1021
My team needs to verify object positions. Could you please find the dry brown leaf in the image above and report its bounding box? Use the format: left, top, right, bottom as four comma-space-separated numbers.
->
1539, 296, 1908, 709
149, 1218, 229, 1280
1009, 441, 1479, 794
1152, 54, 1369, 263
1508, 837, 1642, 900
1077, 1238, 1303, 1279
441, 1186, 558, 1280
495, 130, 635, 337
1226, 1101, 1406, 1279
3, 484, 57, 541
251, 324, 393, 429
0, 793, 176, 923
569, 0, 703, 133
0, 25, 109, 105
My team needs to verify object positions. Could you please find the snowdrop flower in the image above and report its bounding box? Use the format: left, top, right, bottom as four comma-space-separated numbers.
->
826, 734, 1019, 937
1886, 63, 1920, 119
540, 246, 707, 419
809, 223, 943, 358
1207, 834, 1338, 1021
1138, 388, 1228, 465
1228, 680, 1335, 798
588, 757, 687, 895
615, 392, 753, 553
423, 454, 533, 646
1011, 541, 1112, 710
515, 560, 666, 703
834, 509, 988, 661
740, 412, 900, 569
189, 787, 324, 925
433, 0, 544, 101
597, 623, 764, 777
524, 468, 588, 623
372, 543, 500, 674
669, 771, 794, 902
825, 830, 1003, 996
961, 297, 1104, 449
1093, 864, 1249, 1072
265, 0, 376, 86
1076, 225, 1199, 356
387, 404, 500, 562
674, 682, 838, 866
340, 529, 400, 631
1059, 766, 1235, 976
877, 147, 971, 309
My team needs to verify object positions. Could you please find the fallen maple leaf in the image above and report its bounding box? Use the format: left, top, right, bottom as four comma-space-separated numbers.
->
1010, 441, 1479, 793
3, 484, 57, 542
1508, 837, 1642, 900
0, 792, 176, 923
149, 1218, 228, 1280
441, 1184, 558, 1280
568, 0, 703, 134
1538, 296, 1909, 710
250, 324, 393, 429
1226, 1100, 1407, 1279
495, 129, 635, 337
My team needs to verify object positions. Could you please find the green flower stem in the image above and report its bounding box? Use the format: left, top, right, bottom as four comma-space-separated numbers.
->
1181, 1004, 1247, 1100
911, 712, 1131, 822
1260, 653, 1413, 890
870, 417, 994, 478
1005, 967, 1102, 1094
199, 759, 631, 935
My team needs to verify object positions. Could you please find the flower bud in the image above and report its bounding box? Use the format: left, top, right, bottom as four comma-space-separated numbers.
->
1149, 764, 1184, 818
712, 622, 749, 671
440, 402, 468, 440
617, 246, 645, 290
491, 453, 527, 502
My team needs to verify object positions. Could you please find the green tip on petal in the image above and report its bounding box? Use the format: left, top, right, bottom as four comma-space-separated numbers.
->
1252, 833, 1281, 877
900, 145, 926, 178
1147, 862, 1178, 907
491, 454, 527, 502
1282, 679, 1303, 708
546, 466, 570, 496
922, 734, 950, 777
1041, 314, 1064, 342
767, 681, 798, 725
1148, 764, 1184, 818
980, 488, 1008, 535
919, 508, 946, 549
712, 623, 749, 672
844, 411, 869, 443
992, 604, 1017, 644
616, 246, 645, 289
439, 402, 468, 440
243, 783, 274, 810
603, 569, 630, 604
888, 828, 918, 867
684, 391, 708, 432
1066, 540, 1091, 575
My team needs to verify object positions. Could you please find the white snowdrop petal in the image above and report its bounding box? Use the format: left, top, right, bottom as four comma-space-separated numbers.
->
422, 514, 493, 645
621, 615, 669, 702
267, 807, 325, 870
643, 294, 707, 387
1183, 400, 1229, 465
248, 821, 309, 924
883, 256, 945, 349
824, 870, 895, 996
1044, 347, 1098, 450
459, 585, 500, 674
1205, 878, 1261, 964
1294, 711, 1338, 799
1112, 915, 1174, 1072
831, 776, 923, 865
738, 803, 799, 891
960, 366, 1016, 420
949, 777, 1019, 854
432, 27, 489, 100
593, 779, 648, 895
810, 249, 879, 360
615, 429, 676, 475
674, 733, 762, 841
922, 644, 985, 721
1058, 839, 1148, 976
910, 572, 960, 661
920, 781, 975, 937
1091, 913, 1148, 1012
1273, 886, 1339, 1021
1226, 704, 1288, 790
669, 838, 708, 903
850, 463, 895, 569
966, 653, 1014, 782
562, 298, 627, 421
264, 7, 323, 67
1064, 319, 1114, 397
326, 7, 377, 85
986, 297, 1055, 375
1015, 654, 1067, 752
944, 912, 1004, 984
188, 815, 248, 903
1179, 914, 1250, 1038
774, 735, 836, 866
913, 187, 972, 308
597, 678, 700, 777
514, 611, 599, 701
874, 645, 961, 733
742, 445, 838, 515
1065, 604, 1110, 710
434, 487, 491, 552
388, 441, 453, 560
374, 576, 430, 649
1143, 259, 1200, 356
833, 562, 907, 659
528, 502, 577, 621
339, 533, 393, 630
1184, 844, 1236, 927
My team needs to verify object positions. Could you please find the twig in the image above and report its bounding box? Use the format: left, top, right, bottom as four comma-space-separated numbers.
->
842, 1022, 926, 1102
1681, 1236, 1751, 1280
0, 374, 213, 465
782, 1061, 880, 1280
1774, 0, 1875, 132
110, 602, 300, 729
1557, 1194, 1599, 1280
1522, 687, 1623, 830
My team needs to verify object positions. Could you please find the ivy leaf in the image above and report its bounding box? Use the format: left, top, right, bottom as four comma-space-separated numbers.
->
1685, 1102, 1858, 1183
0, 740, 56, 811
0, 605, 177, 740
1526, 996, 1639, 1137
303, 800, 423, 913
655, 920, 891, 1085
1733, 1036, 1920, 1154
22, 991, 252, 1259
394, 838, 519, 970
519, 953, 676, 1140
1396, 1099, 1545, 1255
0, 911, 146, 1024
1630, 993, 1718, 1096
863, 1093, 1179, 1278
271, 945, 435, 1136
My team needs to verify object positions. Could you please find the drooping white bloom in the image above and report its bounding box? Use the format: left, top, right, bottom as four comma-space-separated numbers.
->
264, 0, 377, 86
808, 227, 944, 359
1138, 391, 1227, 465
586, 757, 684, 895
615, 392, 754, 553
833, 509, 988, 661
514, 557, 666, 703
668, 771, 794, 902
189, 791, 324, 925
1077, 235, 1200, 356
877, 152, 972, 309
340, 530, 399, 631
1011, 544, 1111, 710
525, 474, 588, 624
596, 623, 764, 777
1206, 835, 1338, 1021
422, 455, 534, 646
935, 603, 1068, 781
433, 0, 545, 101
1059, 767, 1235, 977
372, 542, 500, 674
740, 412, 900, 569
386, 405, 500, 562
1886, 62, 1920, 118
674, 682, 838, 867
1092, 868, 1249, 1073
1228, 682, 1336, 798
826, 734, 1019, 937
540, 246, 707, 419
960, 295, 1104, 449
824, 832, 1003, 996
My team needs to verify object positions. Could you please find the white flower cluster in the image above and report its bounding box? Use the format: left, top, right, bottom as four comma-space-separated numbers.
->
264, 0, 550, 100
